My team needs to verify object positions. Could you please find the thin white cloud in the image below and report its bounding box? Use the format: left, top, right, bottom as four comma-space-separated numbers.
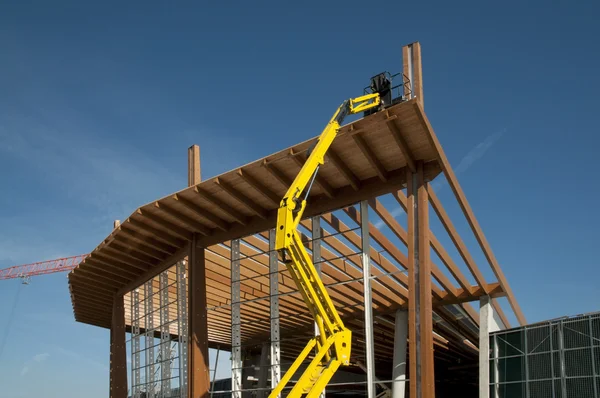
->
374, 129, 506, 229
20, 352, 50, 376
33, 353, 50, 362
51, 344, 108, 372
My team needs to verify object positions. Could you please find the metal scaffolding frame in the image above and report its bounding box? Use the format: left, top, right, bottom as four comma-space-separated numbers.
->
129, 264, 188, 398
231, 239, 243, 398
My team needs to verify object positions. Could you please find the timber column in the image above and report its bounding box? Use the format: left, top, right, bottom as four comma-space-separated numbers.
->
188, 145, 210, 398
110, 295, 127, 398
403, 42, 434, 398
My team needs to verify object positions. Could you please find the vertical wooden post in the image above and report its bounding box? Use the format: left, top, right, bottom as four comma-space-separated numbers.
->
406, 162, 435, 398
188, 145, 210, 398
188, 145, 201, 186
402, 42, 424, 109
110, 295, 127, 398
189, 237, 210, 398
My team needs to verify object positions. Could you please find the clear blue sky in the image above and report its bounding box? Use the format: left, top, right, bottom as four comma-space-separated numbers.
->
1, 1, 599, 396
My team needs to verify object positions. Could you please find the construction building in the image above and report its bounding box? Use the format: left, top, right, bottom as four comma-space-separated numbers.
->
67, 42, 527, 398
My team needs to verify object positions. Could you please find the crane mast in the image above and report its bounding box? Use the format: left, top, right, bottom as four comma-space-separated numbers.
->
270, 93, 381, 398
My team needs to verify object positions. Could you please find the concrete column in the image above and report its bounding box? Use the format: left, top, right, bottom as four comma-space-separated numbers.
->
392, 310, 408, 398
360, 200, 376, 398
479, 296, 502, 398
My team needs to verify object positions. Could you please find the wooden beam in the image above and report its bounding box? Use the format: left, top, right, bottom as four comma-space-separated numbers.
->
85, 256, 139, 279
492, 299, 511, 329
215, 177, 268, 219
262, 160, 291, 189
195, 163, 439, 251
412, 42, 424, 108
110, 295, 127, 398
171, 195, 229, 233
326, 149, 360, 190
438, 283, 505, 305
417, 162, 435, 398
102, 245, 153, 269
116, 245, 189, 296
386, 117, 416, 173
237, 168, 280, 206
126, 218, 186, 248
113, 236, 166, 261
291, 151, 335, 198
154, 202, 211, 236
189, 235, 210, 398
367, 198, 458, 298
138, 209, 194, 241
417, 102, 526, 324
118, 225, 178, 255
426, 185, 488, 292
188, 144, 201, 186
353, 134, 388, 182
91, 251, 147, 273
194, 186, 248, 226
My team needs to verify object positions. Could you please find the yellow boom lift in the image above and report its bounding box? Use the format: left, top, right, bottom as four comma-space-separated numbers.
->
270, 72, 399, 398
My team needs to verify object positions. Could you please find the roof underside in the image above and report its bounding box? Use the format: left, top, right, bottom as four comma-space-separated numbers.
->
68, 98, 509, 367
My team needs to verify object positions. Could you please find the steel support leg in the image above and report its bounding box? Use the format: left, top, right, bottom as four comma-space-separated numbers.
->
145, 280, 156, 398
132, 288, 141, 398
177, 260, 189, 398
269, 229, 281, 397
312, 216, 326, 398
160, 271, 172, 397
231, 239, 242, 398
361, 200, 376, 398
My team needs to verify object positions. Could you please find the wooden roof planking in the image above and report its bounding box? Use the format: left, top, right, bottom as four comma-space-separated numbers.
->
68, 96, 522, 365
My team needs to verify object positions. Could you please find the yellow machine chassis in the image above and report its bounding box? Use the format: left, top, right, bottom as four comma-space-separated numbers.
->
270, 93, 381, 398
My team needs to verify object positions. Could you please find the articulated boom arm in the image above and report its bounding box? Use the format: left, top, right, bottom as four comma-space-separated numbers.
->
270, 93, 380, 398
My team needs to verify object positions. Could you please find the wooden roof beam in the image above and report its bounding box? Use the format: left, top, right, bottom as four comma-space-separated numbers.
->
326, 149, 360, 191
353, 134, 388, 182
89, 252, 146, 274
69, 273, 119, 293
193, 186, 248, 226
84, 256, 139, 279
416, 101, 526, 324
126, 218, 187, 248
173, 194, 230, 231
425, 186, 489, 290
118, 225, 179, 256
104, 244, 155, 268
96, 246, 150, 271
72, 268, 125, 287
154, 202, 212, 236
385, 115, 416, 173
76, 262, 132, 284
113, 237, 166, 262
363, 201, 459, 298
290, 150, 335, 198
236, 169, 280, 207
215, 178, 268, 219
137, 209, 194, 241
262, 160, 291, 189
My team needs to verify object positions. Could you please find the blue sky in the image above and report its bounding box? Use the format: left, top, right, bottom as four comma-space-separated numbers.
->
1, 0, 599, 396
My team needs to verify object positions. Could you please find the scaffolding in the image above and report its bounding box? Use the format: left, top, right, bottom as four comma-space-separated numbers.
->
129, 262, 189, 398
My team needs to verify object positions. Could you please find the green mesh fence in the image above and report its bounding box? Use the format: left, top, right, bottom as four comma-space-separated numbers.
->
490, 312, 600, 398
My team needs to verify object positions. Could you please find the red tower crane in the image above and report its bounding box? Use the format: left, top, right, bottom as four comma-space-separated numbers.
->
0, 254, 88, 284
